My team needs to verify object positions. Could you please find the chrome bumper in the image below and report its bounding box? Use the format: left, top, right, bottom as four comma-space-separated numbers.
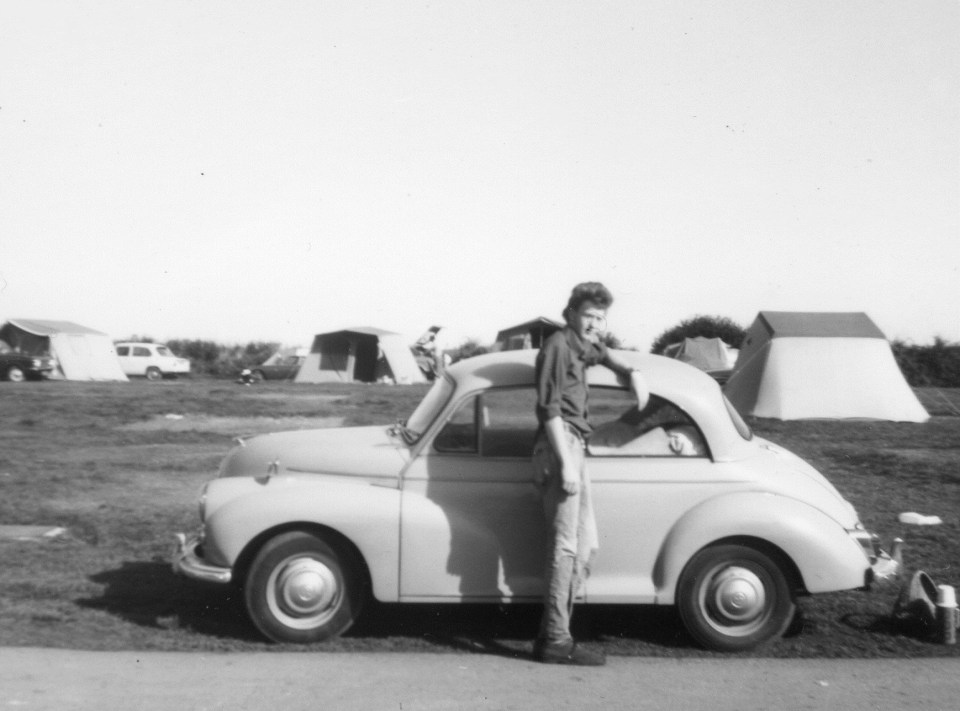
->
172, 533, 233, 584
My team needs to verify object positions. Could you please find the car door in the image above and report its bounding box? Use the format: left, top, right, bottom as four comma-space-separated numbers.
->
399, 387, 545, 601
584, 387, 738, 603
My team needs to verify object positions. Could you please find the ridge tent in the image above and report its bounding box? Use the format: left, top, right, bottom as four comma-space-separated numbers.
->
295, 328, 426, 384
0, 319, 128, 381
723, 311, 927, 422
494, 317, 564, 351
663, 337, 739, 375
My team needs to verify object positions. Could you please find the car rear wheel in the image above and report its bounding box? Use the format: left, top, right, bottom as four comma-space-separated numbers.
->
145, 366, 162, 381
244, 531, 365, 643
677, 544, 796, 652
5, 366, 26, 383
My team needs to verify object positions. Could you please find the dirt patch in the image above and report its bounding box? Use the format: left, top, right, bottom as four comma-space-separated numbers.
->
117, 414, 345, 436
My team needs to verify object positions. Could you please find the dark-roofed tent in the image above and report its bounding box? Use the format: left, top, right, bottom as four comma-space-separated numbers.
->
723, 311, 927, 421
0, 319, 127, 381
295, 328, 425, 384
495, 317, 564, 351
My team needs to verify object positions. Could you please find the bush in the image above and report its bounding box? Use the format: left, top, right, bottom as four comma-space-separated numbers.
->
153, 339, 281, 377
650, 315, 746, 355
891, 338, 960, 387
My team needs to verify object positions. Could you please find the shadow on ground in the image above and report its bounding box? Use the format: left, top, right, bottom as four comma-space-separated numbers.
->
76, 560, 696, 656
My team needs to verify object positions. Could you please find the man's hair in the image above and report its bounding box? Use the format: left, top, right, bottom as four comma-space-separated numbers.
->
565, 281, 613, 313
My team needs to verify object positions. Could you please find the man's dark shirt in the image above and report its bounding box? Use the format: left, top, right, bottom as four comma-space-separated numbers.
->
535, 326, 609, 436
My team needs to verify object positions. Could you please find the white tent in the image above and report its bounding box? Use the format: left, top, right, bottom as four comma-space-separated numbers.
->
0, 319, 128, 381
663, 337, 739, 374
295, 327, 426, 384
723, 311, 927, 422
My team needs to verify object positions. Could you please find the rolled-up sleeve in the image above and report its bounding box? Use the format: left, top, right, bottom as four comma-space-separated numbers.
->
535, 339, 566, 423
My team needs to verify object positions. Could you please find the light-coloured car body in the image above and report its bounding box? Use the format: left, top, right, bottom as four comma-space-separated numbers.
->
116, 342, 190, 380
173, 349, 895, 649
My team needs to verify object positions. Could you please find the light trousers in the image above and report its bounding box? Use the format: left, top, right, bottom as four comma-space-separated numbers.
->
532, 426, 599, 644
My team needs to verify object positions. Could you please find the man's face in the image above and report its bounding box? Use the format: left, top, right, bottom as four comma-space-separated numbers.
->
569, 300, 608, 344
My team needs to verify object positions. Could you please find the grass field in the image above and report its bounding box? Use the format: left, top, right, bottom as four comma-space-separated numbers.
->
0, 378, 958, 658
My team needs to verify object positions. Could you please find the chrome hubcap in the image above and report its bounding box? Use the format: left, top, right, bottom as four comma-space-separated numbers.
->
703, 565, 768, 634
267, 556, 340, 629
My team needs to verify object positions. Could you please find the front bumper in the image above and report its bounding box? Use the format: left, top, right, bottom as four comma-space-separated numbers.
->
171, 533, 232, 584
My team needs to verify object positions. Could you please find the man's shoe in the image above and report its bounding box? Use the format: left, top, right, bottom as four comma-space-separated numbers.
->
533, 640, 606, 666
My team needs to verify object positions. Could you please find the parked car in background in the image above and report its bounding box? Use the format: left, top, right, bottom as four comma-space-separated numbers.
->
0, 351, 56, 382
172, 350, 897, 652
115, 342, 190, 381
250, 350, 306, 382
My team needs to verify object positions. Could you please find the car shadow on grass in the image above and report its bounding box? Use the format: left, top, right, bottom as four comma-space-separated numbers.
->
77, 560, 262, 642
76, 560, 699, 655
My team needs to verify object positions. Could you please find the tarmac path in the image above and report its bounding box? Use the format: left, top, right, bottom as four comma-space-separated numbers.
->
1, 647, 959, 711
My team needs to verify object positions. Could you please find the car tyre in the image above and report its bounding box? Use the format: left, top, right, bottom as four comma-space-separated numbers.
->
677, 544, 796, 652
244, 531, 365, 644
6, 366, 26, 383
252, 370, 266, 383
145, 366, 162, 381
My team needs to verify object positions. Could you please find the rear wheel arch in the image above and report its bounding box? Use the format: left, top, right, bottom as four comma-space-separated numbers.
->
693, 535, 806, 594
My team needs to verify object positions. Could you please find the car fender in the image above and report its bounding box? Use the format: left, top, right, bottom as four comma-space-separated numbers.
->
653, 491, 869, 604
203, 475, 401, 602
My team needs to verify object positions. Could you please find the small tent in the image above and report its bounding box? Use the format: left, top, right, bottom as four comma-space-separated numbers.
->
663, 337, 739, 377
723, 311, 927, 422
295, 327, 425, 384
495, 317, 564, 351
0, 319, 128, 381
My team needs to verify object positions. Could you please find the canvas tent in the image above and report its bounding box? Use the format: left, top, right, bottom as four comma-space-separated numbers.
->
663, 337, 739, 376
0, 319, 127, 381
495, 317, 564, 351
723, 311, 927, 422
295, 328, 425, 384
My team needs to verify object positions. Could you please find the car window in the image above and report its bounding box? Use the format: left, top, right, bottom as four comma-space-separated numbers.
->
433, 395, 478, 453
133, 347, 151, 357
587, 388, 709, 458
480, 388, 539, 458
116, 346, 129, 356
156, 346, 172, 357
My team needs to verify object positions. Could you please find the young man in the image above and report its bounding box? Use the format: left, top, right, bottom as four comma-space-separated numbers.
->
532, 282, 649, 666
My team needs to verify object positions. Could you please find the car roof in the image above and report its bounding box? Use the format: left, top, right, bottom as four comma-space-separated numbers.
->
444, 349, 754, 462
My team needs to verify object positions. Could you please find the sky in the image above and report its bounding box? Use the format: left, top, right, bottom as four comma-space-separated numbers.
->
1, 0, 957, 350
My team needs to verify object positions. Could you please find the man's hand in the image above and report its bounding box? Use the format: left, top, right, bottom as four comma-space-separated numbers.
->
560, 463, 580, 495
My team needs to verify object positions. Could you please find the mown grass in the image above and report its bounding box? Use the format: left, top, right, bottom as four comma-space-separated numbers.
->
0, 378, 958, 658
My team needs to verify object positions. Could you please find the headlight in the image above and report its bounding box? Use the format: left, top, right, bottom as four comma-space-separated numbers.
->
31, 358, 41, 368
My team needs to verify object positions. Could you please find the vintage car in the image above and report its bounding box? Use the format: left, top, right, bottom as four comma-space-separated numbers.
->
115, 342, 190, 380
172, 349, 897, 651
0, 351, 56, 382
250, 352, 306, 382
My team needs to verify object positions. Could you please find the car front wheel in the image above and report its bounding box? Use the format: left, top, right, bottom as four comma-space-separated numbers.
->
145, 366, 162, 381
677, 544, 796, 652
5, 366, 26, 383
244, 531, 365, 643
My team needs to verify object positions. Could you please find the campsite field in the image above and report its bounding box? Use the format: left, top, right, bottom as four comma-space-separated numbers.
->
0, 378, 958, 659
